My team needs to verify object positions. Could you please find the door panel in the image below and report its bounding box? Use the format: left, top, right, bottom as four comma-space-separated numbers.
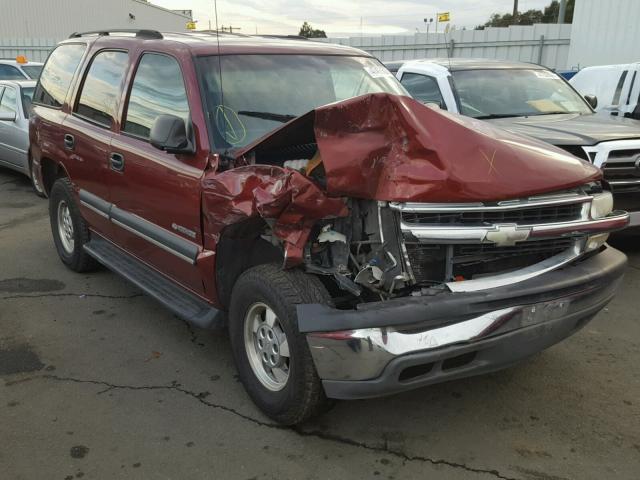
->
109, 52, 205, 295
109, 136, 204, 294
0, 86, 27, 168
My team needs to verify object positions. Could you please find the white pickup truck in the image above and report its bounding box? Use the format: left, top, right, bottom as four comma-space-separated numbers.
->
388, 58, 640, 230
570, 63, 640, 121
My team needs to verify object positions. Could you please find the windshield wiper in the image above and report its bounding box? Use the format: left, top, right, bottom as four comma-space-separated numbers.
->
237, 111, 297, 122
473, 113, 525, 119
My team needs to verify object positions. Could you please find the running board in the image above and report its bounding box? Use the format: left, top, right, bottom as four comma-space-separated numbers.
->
84, 235, 223, 329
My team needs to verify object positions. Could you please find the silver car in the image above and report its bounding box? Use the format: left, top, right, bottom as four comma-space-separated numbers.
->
0, 80, 44, 195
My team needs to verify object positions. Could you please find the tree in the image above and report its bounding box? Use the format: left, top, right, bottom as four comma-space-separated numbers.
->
476, 0, 574, 29
298, 21, 327, 38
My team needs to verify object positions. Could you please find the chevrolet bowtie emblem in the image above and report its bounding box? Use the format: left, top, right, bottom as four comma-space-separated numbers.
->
485, 224, 531, 246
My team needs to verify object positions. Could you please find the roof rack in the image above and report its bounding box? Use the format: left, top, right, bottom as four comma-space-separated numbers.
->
69, 29, 163, 39
258, 35, 308, 41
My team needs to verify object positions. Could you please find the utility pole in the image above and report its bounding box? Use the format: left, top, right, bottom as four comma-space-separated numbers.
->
512, 0, 519, 25
557, 0, 567, 23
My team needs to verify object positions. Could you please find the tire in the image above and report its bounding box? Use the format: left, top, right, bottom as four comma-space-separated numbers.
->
29, 158, 46, 198
49, 177, 98, 272
229, 263, 334, 425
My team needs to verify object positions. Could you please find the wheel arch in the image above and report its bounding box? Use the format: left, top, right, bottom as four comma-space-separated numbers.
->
41, 157, 69, 196
214, 218, 284, 309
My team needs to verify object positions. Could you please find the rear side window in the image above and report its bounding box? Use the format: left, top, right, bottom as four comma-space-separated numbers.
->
0, 86, 17, 114
33, 44, 86, 108
75, 50, 128, 128
611, 70, 628, 106
123, 53, 189, 139
400, 73, 446, 107
0, 64, 25, 80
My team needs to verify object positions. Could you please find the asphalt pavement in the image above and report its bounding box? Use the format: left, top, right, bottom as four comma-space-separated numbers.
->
1, 167, 639, 480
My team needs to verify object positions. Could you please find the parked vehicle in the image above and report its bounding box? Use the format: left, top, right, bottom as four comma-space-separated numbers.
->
392, 58, 640, 230
0, 57, 44, 80
0, 79, 44, 194
32, 31, 628, 424
570, 63, 640, 120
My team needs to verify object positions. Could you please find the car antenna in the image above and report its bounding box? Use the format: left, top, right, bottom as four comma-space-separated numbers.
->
213, 0, 230, 165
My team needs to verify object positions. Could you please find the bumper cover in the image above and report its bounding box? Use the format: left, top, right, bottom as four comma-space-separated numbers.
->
300, 247, 627, 400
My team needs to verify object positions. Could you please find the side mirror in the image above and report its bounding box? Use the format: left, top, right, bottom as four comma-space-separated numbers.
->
0, 111, 16, 121
584, 94, 598, 109
422, 100, 446, 110
149, 114, 194, 154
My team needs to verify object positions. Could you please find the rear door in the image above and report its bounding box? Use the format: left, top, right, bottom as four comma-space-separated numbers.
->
62, 49, 129, 239
109, 51, 206, 295
0, 85, 27, 169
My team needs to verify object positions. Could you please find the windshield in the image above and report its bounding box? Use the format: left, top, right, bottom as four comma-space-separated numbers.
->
451, 68, 592, 119
197, 54, 408, 149
21, 65, 43, 79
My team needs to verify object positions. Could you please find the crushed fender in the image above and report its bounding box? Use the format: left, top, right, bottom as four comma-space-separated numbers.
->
201, 165, 348, 266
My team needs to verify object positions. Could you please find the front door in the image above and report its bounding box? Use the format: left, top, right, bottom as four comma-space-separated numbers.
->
109, 52, 205, 295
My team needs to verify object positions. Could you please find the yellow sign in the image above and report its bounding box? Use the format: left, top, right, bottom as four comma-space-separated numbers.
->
438, 12, 450, 22
186, 21, 197, 30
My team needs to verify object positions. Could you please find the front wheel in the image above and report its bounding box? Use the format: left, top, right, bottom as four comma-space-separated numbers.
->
229, 264, 333, 425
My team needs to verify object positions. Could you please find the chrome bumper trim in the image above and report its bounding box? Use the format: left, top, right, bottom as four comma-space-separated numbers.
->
629, 211, 640, 227
397, 211, 629, 244
307, 274, 621, 381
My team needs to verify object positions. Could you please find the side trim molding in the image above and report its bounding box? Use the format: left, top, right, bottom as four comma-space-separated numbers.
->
79, 189, 199, 264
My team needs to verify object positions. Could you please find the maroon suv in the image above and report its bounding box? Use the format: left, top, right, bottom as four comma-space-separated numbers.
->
31, 30, 629, 424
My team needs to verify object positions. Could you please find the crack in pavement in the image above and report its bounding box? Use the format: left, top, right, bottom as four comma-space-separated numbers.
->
1, 292, 143, 300
10, 374, 518, 480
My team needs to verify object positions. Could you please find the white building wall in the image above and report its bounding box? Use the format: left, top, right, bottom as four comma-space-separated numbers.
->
567, 0, 640, 68
321, 24, 572, 70
0, 0, 190, 61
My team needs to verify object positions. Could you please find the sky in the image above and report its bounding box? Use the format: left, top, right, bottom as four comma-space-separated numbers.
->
152, 0, 555, 37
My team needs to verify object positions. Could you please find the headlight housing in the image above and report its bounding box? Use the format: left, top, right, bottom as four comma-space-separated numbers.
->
590, 191, 614, 219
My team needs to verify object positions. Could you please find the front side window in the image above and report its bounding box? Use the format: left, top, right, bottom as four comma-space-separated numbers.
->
400, 73, 446, 107
0, 64, 25, 80
197, 54, 408, 149
612, 70, 629, 106
33, 44, 86, 108
451, 68, 592, 119
123, 53, 189, 139
0, 86, 17, 115
76, 50, 128, 127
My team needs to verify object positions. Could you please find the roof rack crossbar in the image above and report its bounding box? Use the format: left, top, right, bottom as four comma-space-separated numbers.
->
69, 29, 163, 39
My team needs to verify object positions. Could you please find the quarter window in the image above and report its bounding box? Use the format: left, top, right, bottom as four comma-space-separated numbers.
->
123, 53, 189, 139
400, 73, 446, 108
76, 50, 128, 127
33, 44, 86, 108
0, 86, 17, 115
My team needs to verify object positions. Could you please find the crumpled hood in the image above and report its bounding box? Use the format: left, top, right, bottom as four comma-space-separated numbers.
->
486, 112, 640, 146
236, 93, 601, 203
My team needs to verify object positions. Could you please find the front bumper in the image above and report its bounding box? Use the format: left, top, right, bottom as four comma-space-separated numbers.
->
300, 247, 627, 400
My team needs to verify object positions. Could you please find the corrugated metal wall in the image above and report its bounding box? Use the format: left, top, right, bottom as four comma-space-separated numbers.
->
567, 0, 640, 68
0, 0, 190, 61
321, 24, 572, 70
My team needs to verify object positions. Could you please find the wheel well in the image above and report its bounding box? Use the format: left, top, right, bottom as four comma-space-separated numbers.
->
41, 158, 67, 196
215, 218, 284, 309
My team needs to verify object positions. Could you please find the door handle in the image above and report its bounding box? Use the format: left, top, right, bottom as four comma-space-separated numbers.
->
64, 134, 75, 150
109, 152, 125, 172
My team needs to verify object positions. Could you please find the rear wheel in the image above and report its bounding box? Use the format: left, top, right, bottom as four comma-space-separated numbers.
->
49, 177, 98, 272
29, 158, 45, 198
229, 264, 333, 425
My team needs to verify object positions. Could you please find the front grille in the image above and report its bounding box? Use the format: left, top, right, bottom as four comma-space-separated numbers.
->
452, 239, 573, 279
402, 203, 583, 226
405, 238, 573, 283
603, 149, 640, 181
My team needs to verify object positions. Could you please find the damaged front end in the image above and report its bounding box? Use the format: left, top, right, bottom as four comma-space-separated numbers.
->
204, 93, 629, 398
